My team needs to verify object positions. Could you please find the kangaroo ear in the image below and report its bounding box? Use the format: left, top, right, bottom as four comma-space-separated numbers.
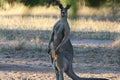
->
58, 3, 63, 9
66, 4, 71, 9
54, 0, 63, 9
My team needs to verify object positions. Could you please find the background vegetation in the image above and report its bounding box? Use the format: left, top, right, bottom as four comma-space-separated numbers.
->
0, 0, 120, 18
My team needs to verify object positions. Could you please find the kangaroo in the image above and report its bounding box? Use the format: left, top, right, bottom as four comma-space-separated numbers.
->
48, 1, 108, 80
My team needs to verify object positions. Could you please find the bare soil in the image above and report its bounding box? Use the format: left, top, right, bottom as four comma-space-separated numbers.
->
0, 40, 120, 80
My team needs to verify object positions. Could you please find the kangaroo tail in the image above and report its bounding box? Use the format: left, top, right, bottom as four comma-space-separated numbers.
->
65, 65, 108, 80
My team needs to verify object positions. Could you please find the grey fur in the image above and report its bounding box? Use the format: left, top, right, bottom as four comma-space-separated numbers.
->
48, 3, 108, 80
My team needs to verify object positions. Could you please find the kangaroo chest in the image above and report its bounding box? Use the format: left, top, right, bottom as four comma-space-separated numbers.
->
53, 22, 65, 46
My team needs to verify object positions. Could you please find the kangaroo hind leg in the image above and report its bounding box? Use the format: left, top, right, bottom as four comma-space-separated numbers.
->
54, 61, 64, 80
55, 55, 64, 80
54, 66, 59, 80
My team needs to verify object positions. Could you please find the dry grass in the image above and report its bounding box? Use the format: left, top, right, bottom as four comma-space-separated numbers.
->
0, 15, 120, 31
0, 16, 120, 40
0, 37, 47, 52
0, 5, 120, 41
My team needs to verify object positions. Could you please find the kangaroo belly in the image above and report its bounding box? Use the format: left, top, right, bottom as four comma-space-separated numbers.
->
53, 39, 74, 62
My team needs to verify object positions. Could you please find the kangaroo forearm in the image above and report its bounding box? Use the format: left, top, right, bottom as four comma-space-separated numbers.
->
56, 37, 69, 51
49, 31, 54, 48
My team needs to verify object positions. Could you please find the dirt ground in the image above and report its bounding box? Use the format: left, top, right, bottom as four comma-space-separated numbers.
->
0, 40, 120, 80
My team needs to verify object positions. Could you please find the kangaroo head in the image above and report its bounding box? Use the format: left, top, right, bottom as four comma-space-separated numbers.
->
58, 3, 71, 18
